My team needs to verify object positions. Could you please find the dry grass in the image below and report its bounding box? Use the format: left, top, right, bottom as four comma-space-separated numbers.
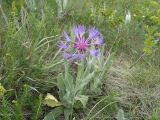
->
106, 53, 160, 119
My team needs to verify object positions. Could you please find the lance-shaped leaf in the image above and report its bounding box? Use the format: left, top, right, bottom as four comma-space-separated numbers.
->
75, 95, 88, 108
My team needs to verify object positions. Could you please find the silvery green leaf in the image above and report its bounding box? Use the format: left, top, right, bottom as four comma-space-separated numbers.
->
75, 72, 94, 93
64, 108, 73, 120
57, 73, 65, 100
56, 0, 63, 17
75, 95, 88, 108
63, 0, 68, 9
64, 60, 74, 91
63, 89, 73, 106
43, 107, 63, 120
76, 61, 85, 84
116, 109, 125, 120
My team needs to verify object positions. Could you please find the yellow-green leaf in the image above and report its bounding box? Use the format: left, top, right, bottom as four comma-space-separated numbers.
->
44, 93, 62, 108
0, 83, 6, 98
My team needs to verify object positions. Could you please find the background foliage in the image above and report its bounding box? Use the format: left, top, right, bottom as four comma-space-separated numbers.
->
0, 0, 160, 120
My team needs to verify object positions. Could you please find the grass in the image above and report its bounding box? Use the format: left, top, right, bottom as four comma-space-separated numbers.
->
0, 0, 160, 120
108, 54, 160, 119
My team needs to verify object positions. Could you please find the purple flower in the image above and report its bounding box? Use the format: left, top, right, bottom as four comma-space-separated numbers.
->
59, 25, 104, 61
59, 42, 68, 49
89, 27, 100, 39
73, 25, 85, 38
64, 52, 72, 59
74, 37, 88, 52
79, 54, 85, 59
71, 54, 79, 60
63, 32, 71, 42
90, 50, 99, 56
95, 36, 103, 45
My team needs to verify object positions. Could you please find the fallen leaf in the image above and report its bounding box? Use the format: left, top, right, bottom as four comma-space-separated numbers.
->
44, 93, 62, 108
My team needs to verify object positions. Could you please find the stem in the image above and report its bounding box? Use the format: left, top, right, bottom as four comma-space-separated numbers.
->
129, 53, 145, 69
88, 101, 117, 120
86, 96, 110, 120
0, 5, 8, 25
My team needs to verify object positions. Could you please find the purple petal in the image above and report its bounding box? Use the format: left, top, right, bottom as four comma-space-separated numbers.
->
73, 26, 79, 38
64, 52, 72, 59
78, 25, 85, 37
72, 53, 79, 60
73, 25, 85, 38
95, 36, 103, 45
63, 32, 71, 42
90, 50, 99, 57
89, 27, 100, 39
79, 54, 85, 59
59, 42, 68, 49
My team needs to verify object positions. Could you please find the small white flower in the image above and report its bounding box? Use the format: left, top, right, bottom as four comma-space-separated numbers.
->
125, 11, 131, 24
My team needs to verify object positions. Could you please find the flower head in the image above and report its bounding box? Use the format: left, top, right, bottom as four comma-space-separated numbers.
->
59, 25, 104, 61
